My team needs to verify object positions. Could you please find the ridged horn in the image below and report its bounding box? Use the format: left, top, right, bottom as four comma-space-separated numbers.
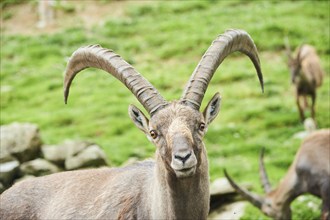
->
181, 29, 264, 110
224, 169, 264, 209
259, 147, 272, 193
64, 45, 168, 115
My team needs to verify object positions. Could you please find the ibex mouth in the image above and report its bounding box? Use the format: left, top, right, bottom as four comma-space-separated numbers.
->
173, 166, 196, 178
180, 167, 194, 172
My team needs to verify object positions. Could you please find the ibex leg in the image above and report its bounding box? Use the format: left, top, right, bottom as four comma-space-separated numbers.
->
321, 181, 330, 220
311, 92, 316, 120
303, 96, 309, 109
296, 95, 305, 122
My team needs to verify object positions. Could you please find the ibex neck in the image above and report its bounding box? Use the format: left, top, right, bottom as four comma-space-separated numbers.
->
270, 165, 300, 206
150, 153, 209, 219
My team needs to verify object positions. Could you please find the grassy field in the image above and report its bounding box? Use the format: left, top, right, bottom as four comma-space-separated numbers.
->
1, 1, 329, 219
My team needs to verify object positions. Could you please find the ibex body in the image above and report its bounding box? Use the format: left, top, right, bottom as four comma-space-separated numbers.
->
225, 129, 330, 220
286, 43, 324, 122
0, 29, 264, 220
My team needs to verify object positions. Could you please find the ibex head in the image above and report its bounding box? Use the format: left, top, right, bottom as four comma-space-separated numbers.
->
64, 29, 263, 179
128, 94, 221, 178
224, 148, 291, 220
285, 37, 302, 84
260, 197, 292, 220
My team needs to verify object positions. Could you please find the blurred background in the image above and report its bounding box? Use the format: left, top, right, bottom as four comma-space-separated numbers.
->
1, 0, 329, 219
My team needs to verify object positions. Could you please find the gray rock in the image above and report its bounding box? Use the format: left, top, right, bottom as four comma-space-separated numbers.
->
208, 201, 247, 220
0, 154, 17, 164
210, 178, 236, 196
14, 175, 35, 184
20, 158, 61, 176
121, 157, 139, 167
293, 118, 317, 139
41, 144, 67, 167
42, 140, 96, 167
210, 177, 253, 196
63, 140, 92, 158
0, 160, 20, 186
0, 149, 11, 164
0, 123, 42, 162
209, 178, 252, 212
65, 145, 108, 170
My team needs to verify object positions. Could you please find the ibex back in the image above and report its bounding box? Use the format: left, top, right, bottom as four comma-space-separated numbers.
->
0, 29, 264, 220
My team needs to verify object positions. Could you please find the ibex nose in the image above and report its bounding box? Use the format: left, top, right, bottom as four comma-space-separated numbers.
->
174, 152, 192, 164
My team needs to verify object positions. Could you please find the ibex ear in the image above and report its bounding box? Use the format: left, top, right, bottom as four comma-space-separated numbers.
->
128, 104, 149, 134
203, 92, 221, 125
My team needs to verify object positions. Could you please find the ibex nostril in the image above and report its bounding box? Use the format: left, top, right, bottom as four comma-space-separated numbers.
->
174, 152, 192, 164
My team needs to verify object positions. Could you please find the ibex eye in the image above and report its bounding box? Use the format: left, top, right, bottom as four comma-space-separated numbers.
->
150, 130, 158, 139
199, 123, 205, 131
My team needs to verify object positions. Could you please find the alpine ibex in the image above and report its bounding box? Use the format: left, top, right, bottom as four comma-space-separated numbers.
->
285, 41, 324, 122
225, 129, 330, 220
0, 29, 264, 220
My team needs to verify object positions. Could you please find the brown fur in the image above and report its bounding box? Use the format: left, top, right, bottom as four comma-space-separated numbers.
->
0, 100, 218, 220
287, 44, 324, 122
1, 29, 262, 219
228, 129, 330, 220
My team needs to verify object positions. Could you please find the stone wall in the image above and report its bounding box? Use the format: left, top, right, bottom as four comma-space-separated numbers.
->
0, 122, 108, 193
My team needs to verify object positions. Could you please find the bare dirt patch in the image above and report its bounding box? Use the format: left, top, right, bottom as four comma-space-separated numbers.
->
1, 1, 148, 36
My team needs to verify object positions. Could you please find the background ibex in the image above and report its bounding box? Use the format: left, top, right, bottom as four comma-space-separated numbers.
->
0, 29, 263, 219
285, 40, 324, 122
225, 129, 330, 220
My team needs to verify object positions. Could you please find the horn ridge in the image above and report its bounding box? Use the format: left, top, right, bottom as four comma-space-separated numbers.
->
181, 29, 264, 110
224, 169, 264, 209
259, 147, 272, 193
63, 45, 167, 114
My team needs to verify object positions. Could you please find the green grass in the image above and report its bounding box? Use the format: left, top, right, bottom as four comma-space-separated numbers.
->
1, 1, 329, 219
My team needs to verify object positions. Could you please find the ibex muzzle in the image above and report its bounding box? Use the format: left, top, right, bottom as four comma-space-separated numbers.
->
169, 113, 207, 176
169, 122, 197, 178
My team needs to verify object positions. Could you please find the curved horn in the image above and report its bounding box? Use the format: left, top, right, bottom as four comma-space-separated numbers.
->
296, 46, 306, 63
64, 45, 168, 115
224, 169, 264, 209
181, 29, 264, 110
284, 36, 293, 60
259, 147, 272, 193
